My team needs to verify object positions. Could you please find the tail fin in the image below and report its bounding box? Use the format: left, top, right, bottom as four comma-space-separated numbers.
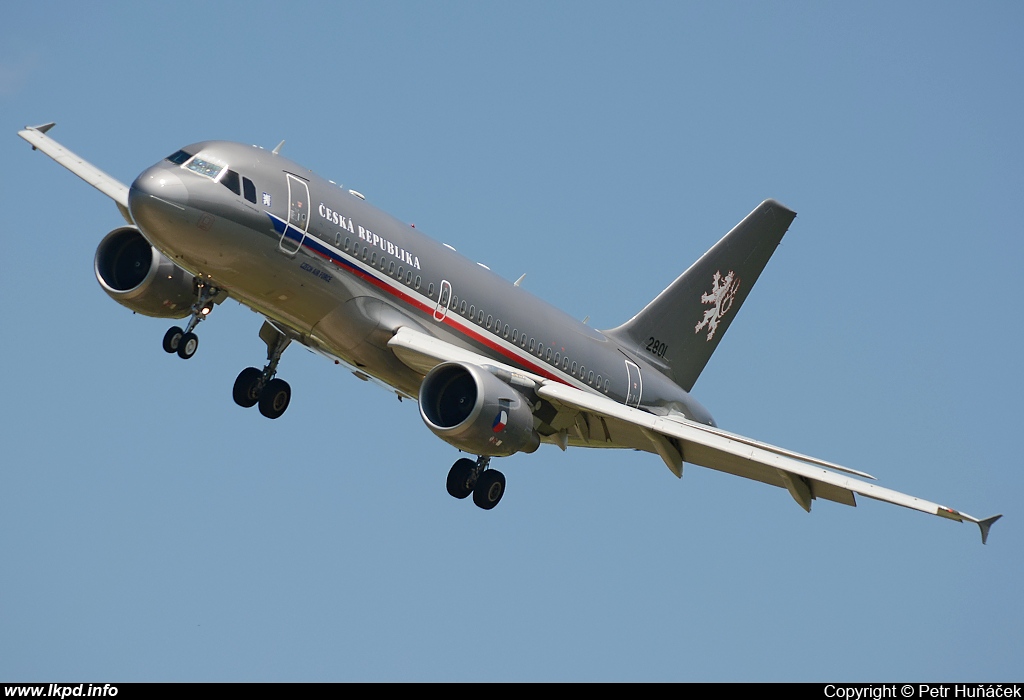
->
604, 199, 796, 392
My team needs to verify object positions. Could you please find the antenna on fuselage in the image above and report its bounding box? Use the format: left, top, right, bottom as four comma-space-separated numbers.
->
514, 273, 526, 287
272, 140, 285, 155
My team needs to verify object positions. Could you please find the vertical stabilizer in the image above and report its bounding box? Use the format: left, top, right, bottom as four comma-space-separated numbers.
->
604, 199, 796, 392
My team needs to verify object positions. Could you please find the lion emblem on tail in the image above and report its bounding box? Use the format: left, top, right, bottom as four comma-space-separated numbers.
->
695, 270, 741, 341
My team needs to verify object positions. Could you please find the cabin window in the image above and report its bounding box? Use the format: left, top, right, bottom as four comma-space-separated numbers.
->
529, 339, 535, 352
604, 379, 610, 391
512, 330, 518, 343
460, 301, 467, 314
596, 374, 602, 387
362, 247, 368, 261
379, 256, 386, 270
486, 315, 492, 329
588, 371, 594, 384
503, 324, 509, 339
439, 286, 450, 307
538, 343, 544, 356
563, 357, 569, 370
546, 348, 552, 362
335, 232, 341, 246
579, 366, 585, 378
428, 283, 434, 297
554, 352, 560, 364
571, 361, 577, 374
397, 266, 403, 279
406, 271, 412, 284
220, 169, 241, 195
371, 252, 377, 265
414, 276, 421, 289
451, 295, 458, 309
388, 261, 395, 275
469, 305, 475, 318
243, 177, 257, 203
344, 237, 350, 251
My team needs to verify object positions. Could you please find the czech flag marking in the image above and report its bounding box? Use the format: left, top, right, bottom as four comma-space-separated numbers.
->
492, 410, 508, 432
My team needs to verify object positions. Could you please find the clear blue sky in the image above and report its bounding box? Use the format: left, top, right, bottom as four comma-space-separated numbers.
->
2, 1, 1021, 681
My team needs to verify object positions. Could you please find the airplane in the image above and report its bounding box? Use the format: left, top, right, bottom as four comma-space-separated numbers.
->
18, 122, 1001, 543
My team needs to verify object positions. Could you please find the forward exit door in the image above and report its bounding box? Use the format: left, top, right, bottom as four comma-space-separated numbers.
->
278, 173, 311, 255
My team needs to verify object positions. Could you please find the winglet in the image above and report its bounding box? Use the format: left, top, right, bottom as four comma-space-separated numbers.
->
977, 514, 1002, 545
24, 121, 56, 148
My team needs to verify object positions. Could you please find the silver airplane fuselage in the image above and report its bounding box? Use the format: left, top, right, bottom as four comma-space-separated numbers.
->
129, 140, 715, 433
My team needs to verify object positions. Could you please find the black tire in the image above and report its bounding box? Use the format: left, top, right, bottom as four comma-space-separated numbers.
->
473, 469, 506, 510
177, 332, 199, 359
232, 367, 263, 408
162, 326, 184, 354
258, 378, 291, 419
446, 458, 478, 499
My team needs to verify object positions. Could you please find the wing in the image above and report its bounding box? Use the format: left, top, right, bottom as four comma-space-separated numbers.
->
19, 123, 133, 224
388, 326, 1001, 544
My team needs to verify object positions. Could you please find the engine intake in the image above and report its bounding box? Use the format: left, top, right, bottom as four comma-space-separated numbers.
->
94, 226, 194, 318
419, 362, 540, 457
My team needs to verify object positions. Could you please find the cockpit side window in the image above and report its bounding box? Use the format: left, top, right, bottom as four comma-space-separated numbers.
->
166, 149, 193, 165
243, 177, 257, 203
220, 169, 241, 195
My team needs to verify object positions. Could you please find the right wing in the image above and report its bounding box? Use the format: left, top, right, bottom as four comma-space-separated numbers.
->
387, 326, 1002, 544
537, 381, 1002, 544
18, 122, 133, 224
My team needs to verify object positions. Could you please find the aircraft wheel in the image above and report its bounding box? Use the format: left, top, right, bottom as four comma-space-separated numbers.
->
473, 469, 506, 510
232, 367, 263, 408
446, 458, 478, 499
258, 378, 291, 419
162, 326, 184, 354
177, 332, 199, 359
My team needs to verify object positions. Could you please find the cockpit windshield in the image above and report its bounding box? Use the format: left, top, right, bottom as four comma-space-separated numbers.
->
164, 148, 255, 203
165, 149, 193, 165
185, 156, 224, 180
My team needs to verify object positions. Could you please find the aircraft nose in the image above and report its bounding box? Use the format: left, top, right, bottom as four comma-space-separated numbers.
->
128, 165, 189, 221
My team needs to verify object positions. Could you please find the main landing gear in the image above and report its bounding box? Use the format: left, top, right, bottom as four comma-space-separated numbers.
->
447, 456, 506, 510
232, 321, 293, 419
162, 280, 218, 360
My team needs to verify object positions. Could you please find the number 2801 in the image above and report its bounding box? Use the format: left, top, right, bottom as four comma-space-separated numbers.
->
645, 336, 668, 358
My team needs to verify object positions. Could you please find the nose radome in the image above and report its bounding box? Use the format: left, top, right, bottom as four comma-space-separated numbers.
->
129, 166, 189, 219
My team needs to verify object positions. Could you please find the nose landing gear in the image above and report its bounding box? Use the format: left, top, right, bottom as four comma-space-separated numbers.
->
162, 280, 218, 360
232, 321, 293, 419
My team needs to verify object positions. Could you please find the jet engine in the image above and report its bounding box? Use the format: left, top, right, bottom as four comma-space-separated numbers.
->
94, 226, 195, 318
419, 361, 541, 457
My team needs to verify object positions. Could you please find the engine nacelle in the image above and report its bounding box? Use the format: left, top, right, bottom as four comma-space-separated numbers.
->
419, 362, 541, 457
94, 226, 194, 319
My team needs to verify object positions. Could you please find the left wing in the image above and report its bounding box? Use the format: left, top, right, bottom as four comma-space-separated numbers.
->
388, 327, 1001, 544
19, 123, 133, 224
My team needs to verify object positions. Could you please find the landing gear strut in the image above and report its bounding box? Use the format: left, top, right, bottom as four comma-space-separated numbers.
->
232, 321, 293, 419
447, 456, 506, 510
162, 280, 218, 360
